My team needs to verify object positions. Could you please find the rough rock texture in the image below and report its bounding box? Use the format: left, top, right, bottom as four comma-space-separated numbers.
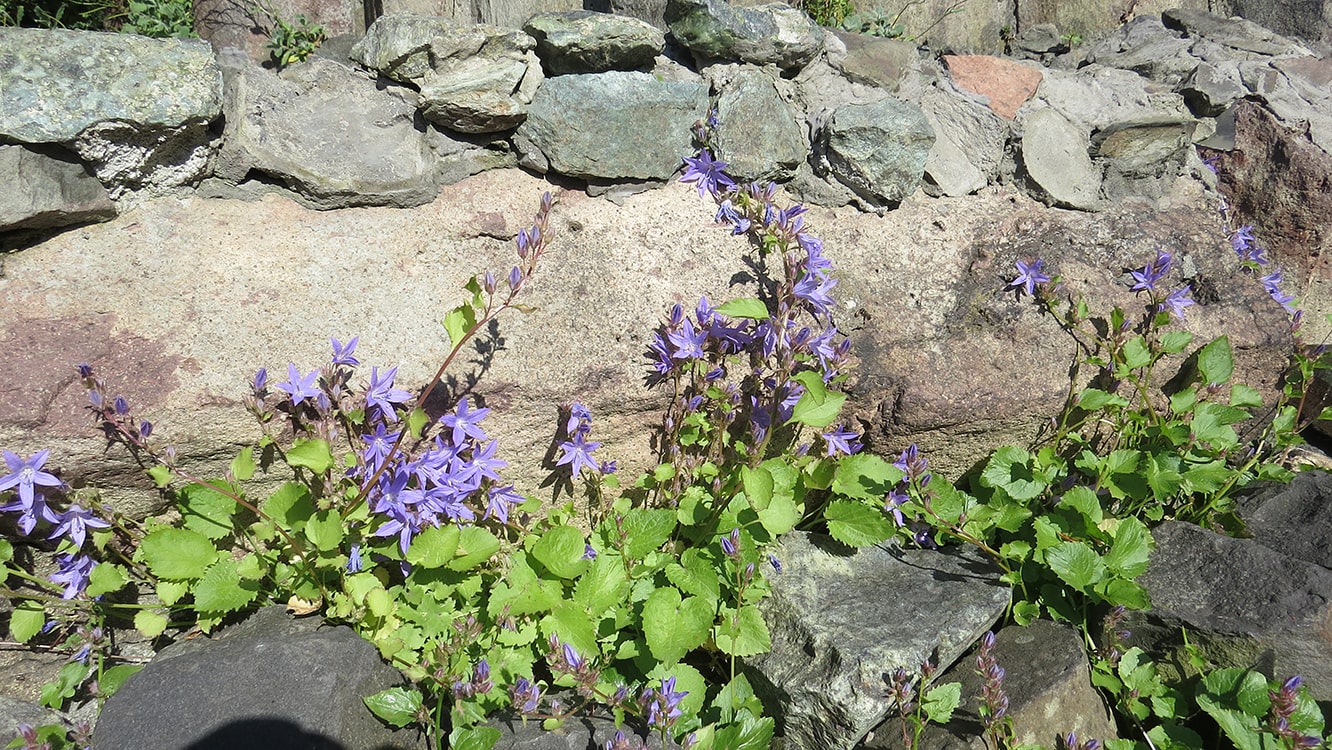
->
212, 54, 447, 209
93, 606, 425, 749
864, 620, 1118, 749
515, 71, 707, 180
1093, 117, 1196, 201
818, 98, 935, 208
417, 52, 542, 133
745, 532, 1010, 750
833, 30, 916, 91
488, 715, 678, 748
0, 696, 66, 748
1237, 470, 1332, 570
664, 0, 824, 71
524, 11, 664, 74
1162, 7, 1316, 54
1019, 108, 1101, 210
1034, 64, 1192, 133
1126, 520, 1332, 701
0, 145, 116, 233
711, 67, 807, 182
0, 28, 222, 144
919, 87, 1008, 197
1085, 15, 1199, 85
943, 55, 1044, 120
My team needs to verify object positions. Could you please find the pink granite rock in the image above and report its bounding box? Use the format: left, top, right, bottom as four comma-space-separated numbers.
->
943, 54, 1044, 120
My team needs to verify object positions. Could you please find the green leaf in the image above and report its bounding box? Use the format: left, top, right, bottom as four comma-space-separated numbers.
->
406, 524, 460, 569
140, 527, 219, 580
451, 726, 501, 750
574, 553, 631, 616
1230, 384, 1263, 408
666, 549, 722, 604
156, 579, 189, 606
757, 491, 800, 536
790, 371, 846, 428
1105, 516, 1152, 578
450, 526, 500, 570
621, 508, 676, 559
923, 682, 962, 723
642, 586, 713, 664
742, 466, 775, 508
180, 481, 239, 540
135, 610, 170, 639
99, 664, 144, 698
407, 406, 430, 439
85, 562, 128, 598
147, 464, 175, 488
443, 303, 478, 349
229, 446, 256, 481
712, 674, 764, 724
1060, 486, 1103, 525
713, 712, 776, 750
1123, 336, 1152, 370
1159, 330, 1193, 353
1197, 335, 1234, 385
1183, 460, 1233, 494
262, 482, 315, 527
980, 446, 1046, 500
531, 525, 591, 580
193, 559, 260, 614
1191, 403, 1244, 447
832, 454, 903, 501
1077, 388, 1129, 410
489, 555, 561, 616
364, 686, 422, 728
541, 601, 598, 659
715, 297, 771, 319
824, 500, 894, 547
1046, 540, 1105, 592
41, 660, 91, 709
286, 438, 333, 474
9, 600, 45, 643
714, 604, 771, 657
304, 509, 344, 552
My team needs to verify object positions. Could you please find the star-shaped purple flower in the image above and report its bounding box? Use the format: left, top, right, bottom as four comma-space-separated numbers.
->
49, 504, 111, 549
679, 150, 735, 197
1008, 259, 1051, 297
0, 450, 63, 508
366, 366, 412, 422
276, 364, 321, 407
556, 432, 602, 479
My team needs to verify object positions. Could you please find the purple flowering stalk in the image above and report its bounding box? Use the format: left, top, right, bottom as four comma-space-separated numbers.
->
975, 632, 1014, 749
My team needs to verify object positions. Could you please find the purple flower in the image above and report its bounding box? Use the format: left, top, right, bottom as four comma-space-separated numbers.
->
667, 318, 708, 360
715, 199, 752, 234
0, 491, 61, 535
557, 432, 602, 479
1231, 225, 1267, 265
276, 364, 321, 407
644, 676, 687, 732
1261, 269, 1298, 313
485, 484, 524, 525
1158, 285, 1195, 321
511, 677, 542, 714
48, 505, 111, 549
366, 366, 412, 422
331, 336, 360, 367
1008, 259, 1051, 296
582, 544, 598, 560
359, 423, 400, 476
0, 450, 64, 509
441, 397, 490, 445
821, 424, 862, 457
252, 367, 268, 392
884, 488, 909, 527
346, 543, 363, 573
1130, 250, 1173, 293
720, 527, 741, 560
566, 402, 593, 437
679, 150, 735, 197
793, 271, 838, 318
50, 553, 95, 599
768, 553, 782, 574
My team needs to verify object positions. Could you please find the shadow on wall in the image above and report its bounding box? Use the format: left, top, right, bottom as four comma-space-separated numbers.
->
182, 717, 410, 750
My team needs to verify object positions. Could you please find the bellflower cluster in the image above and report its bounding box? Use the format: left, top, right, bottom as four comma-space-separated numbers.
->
452, 659, 494, 700
1268, 676, 1321, 748
976, 631, 1011, 737
641, 676, 688, 733
1229, 224, 1302, 317
1126, 250, 1195, 322
556, 402, 612, 478
1061, 731, 1103, 750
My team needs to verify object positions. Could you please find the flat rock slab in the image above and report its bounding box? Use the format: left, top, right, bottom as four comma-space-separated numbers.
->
746, 532, 1010, 750
943, 55, 1044, 120
0, 144, 115, 233
0, 27, 221, 144
93, 606, 425, 749
1020, 107, 1101, 209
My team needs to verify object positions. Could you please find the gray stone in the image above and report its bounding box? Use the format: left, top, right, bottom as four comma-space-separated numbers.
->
1035, 64, 1193, 133
745, 532, 1010, 750
515, 71, 708, 180
1179, 61, 1248, 116
711, 68, 807, 182
864, 620, 1117, 749
1237, 470, 1332, 570
1255, 55, 1332, 154
919, 87, 1009, 197
1126, 520, 1332, 701
71, 119, 218, 200
0, 145, 116, 233
93, 606, 425, 749
1162, 7, 1315, 55
351, 14, 535, 85
1221, 0, 1332, 44
818, 98, 936, 208
0, 28, 222, 145
833, 30, 917, 91
1084, 15, 1199, 85
1020, 107, 1100, 210
213, 55, 443, 209
1012, 23, 1066, 57
609, 0, 669, 30
664, 0, 824, 71
524, 11, 665, 74
418, 53, 540, 133
489, 714, 678, 748
0, 697, 66, 748
1093, 117, 1195, 201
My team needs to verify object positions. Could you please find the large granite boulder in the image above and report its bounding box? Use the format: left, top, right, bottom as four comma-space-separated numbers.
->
745, 532, 1010, 750
664, 0, 825, 71
515, 71, 707, 180
93, 606, 425, 749
524, 11, 665, 74
817, 98, 936, 208
0, 144, 116, 234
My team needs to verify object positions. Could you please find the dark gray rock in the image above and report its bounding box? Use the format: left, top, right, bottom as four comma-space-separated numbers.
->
1085, 15, 1199, 85
664, 0, 824, 71
1092, 117, 1196, 200
92, 606, 425, 750
0, 697, 67, 748
818, 98, 935, 208
1237, 470, 1332, 570
1126, 520, 1332, 702
1019, 108, 1100, 210
0, 144, 115, 233
515, 71, 708, 180
524, 11, 665, 74
489, 714, 678, 748
0, 27, 221, 144
711, 67, 807, 182
212, 54, 445, 209
609, 0, 669, 30
864, 620, 1117, 750
1179, 61, 1248, 116
1011, 23, 1067, 59
1162, 7, 1315, 56
745, 532, 1010, 750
